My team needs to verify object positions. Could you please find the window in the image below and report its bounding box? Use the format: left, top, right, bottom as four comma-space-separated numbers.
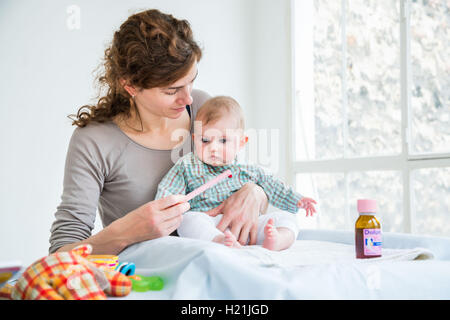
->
292, 0, 450, 237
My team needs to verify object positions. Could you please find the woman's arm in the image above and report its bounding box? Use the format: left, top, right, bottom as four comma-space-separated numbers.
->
56, 195, 189, 254
55, 221, 128, 254
50, 127, 189, 254
49, 127, 105, 254
206, 182, 268, 246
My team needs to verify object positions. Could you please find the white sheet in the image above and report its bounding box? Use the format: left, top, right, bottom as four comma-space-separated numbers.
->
117, 233, 450, 300
231, 240, 434, 268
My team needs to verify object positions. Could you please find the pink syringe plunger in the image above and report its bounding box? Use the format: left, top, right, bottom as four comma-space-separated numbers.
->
184, 169, 233, 202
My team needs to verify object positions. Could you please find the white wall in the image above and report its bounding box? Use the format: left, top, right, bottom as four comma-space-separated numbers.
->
249, 0, 293, 182
0, 0, 291, 266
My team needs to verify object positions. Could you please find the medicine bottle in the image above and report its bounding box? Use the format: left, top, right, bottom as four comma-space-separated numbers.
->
355, 199, 382, 259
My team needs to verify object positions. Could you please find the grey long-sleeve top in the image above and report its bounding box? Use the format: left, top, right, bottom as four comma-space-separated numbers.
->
49, 89, 210, 253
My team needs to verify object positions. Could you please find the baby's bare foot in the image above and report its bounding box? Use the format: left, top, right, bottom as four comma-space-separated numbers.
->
223, 230, 242, 248
262, 218, 280, 251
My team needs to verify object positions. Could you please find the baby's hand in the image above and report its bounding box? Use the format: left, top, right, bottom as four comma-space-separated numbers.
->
297, 197, 317, 217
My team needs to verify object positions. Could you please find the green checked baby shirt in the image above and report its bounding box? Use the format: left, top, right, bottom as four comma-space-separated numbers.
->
155, 152, 304, 213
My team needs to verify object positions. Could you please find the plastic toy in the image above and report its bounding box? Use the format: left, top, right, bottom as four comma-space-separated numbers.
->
129, 275, 164, 292
115, 262, 136, 276
86, 255, 119, 270
0, 261, 22, 289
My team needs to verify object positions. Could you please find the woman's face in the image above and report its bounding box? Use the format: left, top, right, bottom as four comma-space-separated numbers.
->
133, 63, 198, 119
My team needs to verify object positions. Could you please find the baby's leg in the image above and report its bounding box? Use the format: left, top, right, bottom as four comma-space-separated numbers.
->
262, 219, 295, 251
177, 211, 223, 241
257, 211, 299, 251
179, 212, 241, 248
212, 230, 241, 248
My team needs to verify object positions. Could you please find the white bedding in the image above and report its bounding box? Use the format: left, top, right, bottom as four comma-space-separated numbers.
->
117, 230, 450, 300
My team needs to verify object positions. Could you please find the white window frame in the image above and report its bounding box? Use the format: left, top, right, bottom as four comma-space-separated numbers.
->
289, 0, 450, 233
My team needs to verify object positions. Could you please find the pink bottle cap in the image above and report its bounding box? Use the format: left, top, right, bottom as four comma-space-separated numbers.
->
357, 199, 377, 213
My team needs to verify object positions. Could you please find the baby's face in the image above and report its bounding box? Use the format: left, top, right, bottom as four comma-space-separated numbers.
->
193, 115, 246, 166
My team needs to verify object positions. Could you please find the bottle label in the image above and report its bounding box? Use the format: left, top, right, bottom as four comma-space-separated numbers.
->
363, 229, 382, 256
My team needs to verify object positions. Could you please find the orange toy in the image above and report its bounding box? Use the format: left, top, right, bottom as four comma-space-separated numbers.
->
0, 244, 131, 300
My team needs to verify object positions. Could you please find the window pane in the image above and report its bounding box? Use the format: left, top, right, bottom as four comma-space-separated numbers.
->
296, 0, 401, 160
311, 0, 344, 160
348, 170, 403, 232
346, 0, 401, 157
296, 173, 346, 230
296, 171, 403, 232
410, 1, 450, 154
412, 167, 450, 237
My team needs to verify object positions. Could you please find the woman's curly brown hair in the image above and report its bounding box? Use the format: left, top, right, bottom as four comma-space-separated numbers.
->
69, 9, 202, 127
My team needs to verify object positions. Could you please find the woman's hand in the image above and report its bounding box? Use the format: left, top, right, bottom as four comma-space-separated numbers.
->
56, 195, 189, 255
206, 183, 268, 246
115, 194, 190, 246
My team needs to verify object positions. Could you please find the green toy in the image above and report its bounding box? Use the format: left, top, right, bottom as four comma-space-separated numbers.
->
129, 275, 164, 292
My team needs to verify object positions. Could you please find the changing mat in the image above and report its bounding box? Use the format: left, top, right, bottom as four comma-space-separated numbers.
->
117, 236, 450, 299
234, 240, 434, 268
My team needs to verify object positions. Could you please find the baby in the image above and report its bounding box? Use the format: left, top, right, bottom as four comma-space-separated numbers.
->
155, 96, 316, 251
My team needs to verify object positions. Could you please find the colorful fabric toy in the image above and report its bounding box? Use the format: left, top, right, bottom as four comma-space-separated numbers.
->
0, 244, 131, 300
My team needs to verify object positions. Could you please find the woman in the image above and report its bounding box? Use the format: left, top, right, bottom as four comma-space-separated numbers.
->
49, 9, 268, 255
